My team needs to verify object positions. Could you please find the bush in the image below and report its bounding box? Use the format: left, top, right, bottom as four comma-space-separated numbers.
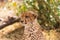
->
24, 0, 60, 30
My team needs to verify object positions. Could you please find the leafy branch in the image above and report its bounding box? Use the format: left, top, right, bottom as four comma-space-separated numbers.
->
24, 0, 60, 30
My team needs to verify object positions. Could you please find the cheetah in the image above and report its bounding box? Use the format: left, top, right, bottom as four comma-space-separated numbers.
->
20, 11, 46, 40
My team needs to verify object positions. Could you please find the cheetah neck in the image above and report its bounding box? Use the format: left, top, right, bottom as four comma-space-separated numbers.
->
23, 19, 45, 40
24, 19, 40, 32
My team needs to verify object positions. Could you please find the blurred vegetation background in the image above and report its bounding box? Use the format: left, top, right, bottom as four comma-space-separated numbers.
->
21, 0, 60, 30
0, 0, 60, 30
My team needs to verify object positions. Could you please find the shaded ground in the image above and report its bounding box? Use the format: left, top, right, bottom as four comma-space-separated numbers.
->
0, 27, 60, 40
0, 27, 24, 40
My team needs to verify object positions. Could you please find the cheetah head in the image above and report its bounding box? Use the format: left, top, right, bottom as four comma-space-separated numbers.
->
20, 11, 37, 25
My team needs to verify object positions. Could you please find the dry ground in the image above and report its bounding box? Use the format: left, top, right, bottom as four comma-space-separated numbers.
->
0, 27, 60, 40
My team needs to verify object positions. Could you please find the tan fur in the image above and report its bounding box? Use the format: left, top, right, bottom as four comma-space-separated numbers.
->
20, 11, 46, 40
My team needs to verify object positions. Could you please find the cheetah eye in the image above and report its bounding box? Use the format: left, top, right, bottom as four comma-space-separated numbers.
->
20, 20, 23, 23
25, 16, 29, 18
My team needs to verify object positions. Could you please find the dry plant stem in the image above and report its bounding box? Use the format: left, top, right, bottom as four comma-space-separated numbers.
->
0, 22, 23, 37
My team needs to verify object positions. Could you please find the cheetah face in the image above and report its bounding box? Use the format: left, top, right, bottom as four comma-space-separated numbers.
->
20, 11, 37, 24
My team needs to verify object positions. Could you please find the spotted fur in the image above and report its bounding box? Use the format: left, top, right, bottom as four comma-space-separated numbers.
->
20, 11, 46, 40
20, 11, 37, 24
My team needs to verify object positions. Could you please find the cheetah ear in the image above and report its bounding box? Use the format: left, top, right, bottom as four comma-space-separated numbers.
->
32, 14, 37, 19
28, 11, 38, 18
